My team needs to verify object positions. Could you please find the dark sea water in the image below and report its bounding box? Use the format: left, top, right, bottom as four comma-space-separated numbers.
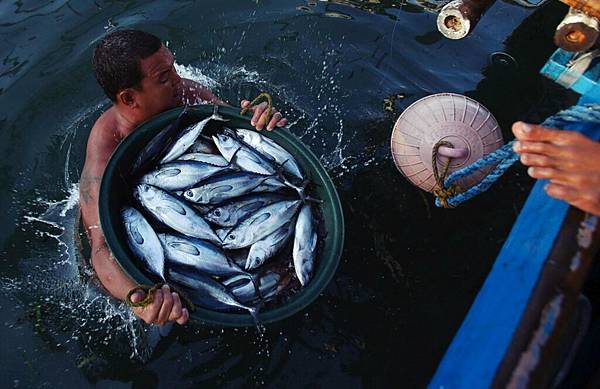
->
0, 0, 575, 387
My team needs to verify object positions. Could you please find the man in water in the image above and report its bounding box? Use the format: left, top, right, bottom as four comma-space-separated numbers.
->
512, 122, 600, 217
80, 29, 287, 326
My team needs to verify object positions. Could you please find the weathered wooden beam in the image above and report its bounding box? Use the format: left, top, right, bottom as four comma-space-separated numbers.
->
558, 0, 600, 20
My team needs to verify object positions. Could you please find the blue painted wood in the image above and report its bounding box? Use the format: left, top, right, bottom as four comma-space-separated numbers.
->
429, 180, 569, 389
429, 116, 600, 388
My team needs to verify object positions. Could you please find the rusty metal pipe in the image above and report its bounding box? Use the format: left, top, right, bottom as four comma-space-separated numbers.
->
437, 0, 498, 40
554, 7, 599, 52
557, 0, 600, 20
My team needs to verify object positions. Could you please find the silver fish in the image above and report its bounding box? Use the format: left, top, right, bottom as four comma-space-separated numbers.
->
204, 193, 287, 227
134, 184, 220, 244
293, 204, 317, 286
121, 207, 165, 280
139, 160, 232, 191
213, 132, 276, 175
187, 136, 218, 154
167, 268, 258, 317
223, 270, 289, 304
183, 172, 284, 205
177, 152, 229, 167
131, 108, 188, 177
235, 129, 303, 179
222, 200, 301, 250
158, 233, 247, 277
160, 108, 226, 163
245, 221, 295, 270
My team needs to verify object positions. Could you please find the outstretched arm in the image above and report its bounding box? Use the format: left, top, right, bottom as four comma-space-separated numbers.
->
180, 78, 288, 131
79, 130, 188, 325
512, 121, 600, 216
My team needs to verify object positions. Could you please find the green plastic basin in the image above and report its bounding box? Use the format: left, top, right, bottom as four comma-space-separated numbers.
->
99, 105, 344, 326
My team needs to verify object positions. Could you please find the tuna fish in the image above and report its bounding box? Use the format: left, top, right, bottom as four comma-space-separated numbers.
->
177, 152, 229, 167
213, 132, 276, 175
235, 129, 303, 180
121, 207, 165, 280
182, 172, 286, 205
160, 106, 226, 163
292, 204, 317, 286
245, 221, 295, 270
167, 268, 258, 317
223, 270, 291, 304
222, 200, 301, 250
139, 160, 232, 191
204, 193, 288, 227
131, 107, 188, 177
158, 233, 248, 277
134, 184, 220, 244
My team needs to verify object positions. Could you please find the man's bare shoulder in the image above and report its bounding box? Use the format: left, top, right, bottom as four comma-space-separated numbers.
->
86, 107, 122, 163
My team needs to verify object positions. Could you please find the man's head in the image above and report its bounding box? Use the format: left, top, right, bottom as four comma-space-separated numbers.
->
93, 29, 182, 116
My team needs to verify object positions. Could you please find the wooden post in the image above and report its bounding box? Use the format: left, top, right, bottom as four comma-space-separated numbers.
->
557, 0, 600, 20
437, 0, 497, 40
555, 7, 600, 52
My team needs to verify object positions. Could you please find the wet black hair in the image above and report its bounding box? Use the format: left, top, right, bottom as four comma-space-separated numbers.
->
93, 29, 163, 101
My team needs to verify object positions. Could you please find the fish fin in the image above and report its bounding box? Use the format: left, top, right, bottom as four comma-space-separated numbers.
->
249, 212, 271, 226
211, 105, 228, 122
156, 168, 182, 178
239, 201, 263, 214
304, 196, 323, 204
157, 201, 187, 216
169, 241, 201, 256
130, 223, 145, 245
211, 184, 234, 194
247, 303, 261, 324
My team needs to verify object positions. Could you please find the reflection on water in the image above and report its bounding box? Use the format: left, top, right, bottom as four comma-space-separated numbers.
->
0, 0, 571, 387
300, 0, 449, 16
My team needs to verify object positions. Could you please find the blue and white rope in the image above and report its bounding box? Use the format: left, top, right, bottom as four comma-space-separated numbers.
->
435, 104, 600, 208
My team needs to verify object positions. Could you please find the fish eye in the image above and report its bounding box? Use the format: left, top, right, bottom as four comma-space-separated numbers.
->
214, 210, 221, 217
228, 234, 235, 240
185, 190, 193, 197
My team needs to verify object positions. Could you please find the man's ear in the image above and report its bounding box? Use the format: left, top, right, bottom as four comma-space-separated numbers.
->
116, 89, 137, 108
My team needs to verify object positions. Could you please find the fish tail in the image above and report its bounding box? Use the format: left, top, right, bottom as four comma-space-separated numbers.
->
247, 302, 262, 324
245, 272, 264, 300
304, 196, 323, 204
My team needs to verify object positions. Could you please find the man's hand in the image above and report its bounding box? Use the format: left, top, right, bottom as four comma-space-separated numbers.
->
129, 284, 189, 325
512, 121, 600, 216
240, 100, 288, 131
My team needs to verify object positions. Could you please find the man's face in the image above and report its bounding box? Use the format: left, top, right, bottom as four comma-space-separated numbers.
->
133, 45, 182, 118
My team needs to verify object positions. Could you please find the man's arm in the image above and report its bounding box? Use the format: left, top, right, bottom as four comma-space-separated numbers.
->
80, 128, 188, 325
179, 78, 288, 130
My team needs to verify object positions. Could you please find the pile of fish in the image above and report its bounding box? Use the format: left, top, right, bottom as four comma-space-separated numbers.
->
121, 107, 319, 318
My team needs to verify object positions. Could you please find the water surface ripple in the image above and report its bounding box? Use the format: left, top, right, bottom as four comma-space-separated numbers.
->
0, 0, 572, 387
